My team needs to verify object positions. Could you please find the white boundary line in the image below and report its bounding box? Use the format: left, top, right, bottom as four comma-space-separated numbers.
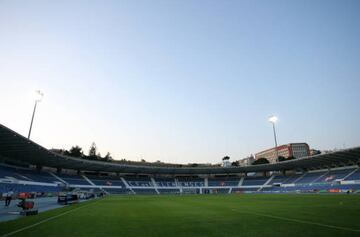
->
231, 209, 360, 233
1, 199, 102, 237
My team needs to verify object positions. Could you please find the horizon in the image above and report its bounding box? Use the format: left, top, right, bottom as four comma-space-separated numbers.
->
1, 0, 360, 164
1, 122, 354, 165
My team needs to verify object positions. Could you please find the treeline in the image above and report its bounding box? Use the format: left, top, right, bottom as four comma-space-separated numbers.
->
252, 156, 296, 165
53, 146, 222, 167
226, 155, 297, 166
54, 143, 113, 162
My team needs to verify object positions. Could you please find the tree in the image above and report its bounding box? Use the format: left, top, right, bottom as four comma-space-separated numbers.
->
103, 152, 113, 162
252, 158, 270, 165
287, 156, 296, 161
68, 146, 83, 157
88, 142, 97, 160
222, 156, 230, 161
231, 161, 239, 166
63, 149, 71, 156
278, 156, 286, 162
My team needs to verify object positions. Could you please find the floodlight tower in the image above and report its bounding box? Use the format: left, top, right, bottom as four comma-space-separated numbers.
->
268, 115, 279, 161
28, 90, 44, 139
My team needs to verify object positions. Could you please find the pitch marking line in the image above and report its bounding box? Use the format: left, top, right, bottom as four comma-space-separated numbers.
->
1, 199, 102, 237
231, 209, 360, 233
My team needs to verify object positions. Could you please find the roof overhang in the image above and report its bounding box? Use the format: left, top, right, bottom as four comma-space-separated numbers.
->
1, 123, 359, 175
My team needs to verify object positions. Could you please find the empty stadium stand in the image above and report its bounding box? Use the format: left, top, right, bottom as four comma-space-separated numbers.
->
155, 177, 176, 187
1, 123, 360, 196
177, 177, 204, 187
208, 177, 239, 186
1, 164, 360, 195
242, 176, 268, 186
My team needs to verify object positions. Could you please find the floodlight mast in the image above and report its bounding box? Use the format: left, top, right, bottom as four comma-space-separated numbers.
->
268, 115, 279, 162
28, 90, 44, 139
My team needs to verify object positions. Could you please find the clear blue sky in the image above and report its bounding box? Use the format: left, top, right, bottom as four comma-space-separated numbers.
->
0, 0, 359, 164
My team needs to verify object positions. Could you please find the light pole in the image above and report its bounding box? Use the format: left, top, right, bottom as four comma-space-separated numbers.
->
268, 115, 279, 162
28, 90, 44, 139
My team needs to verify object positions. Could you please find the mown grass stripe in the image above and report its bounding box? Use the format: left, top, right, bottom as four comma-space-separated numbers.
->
231, 209, 360, 233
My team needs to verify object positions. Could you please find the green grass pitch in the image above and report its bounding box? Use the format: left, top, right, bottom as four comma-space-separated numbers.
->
1, 194, 360, 237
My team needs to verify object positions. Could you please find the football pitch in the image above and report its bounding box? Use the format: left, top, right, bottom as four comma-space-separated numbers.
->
1, 194, 360, 237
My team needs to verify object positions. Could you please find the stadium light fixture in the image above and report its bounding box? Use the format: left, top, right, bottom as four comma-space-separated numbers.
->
34, 90, 44, 102
268, 115, 279, 161
28, 90, 44, 139
268, 115, 278, 124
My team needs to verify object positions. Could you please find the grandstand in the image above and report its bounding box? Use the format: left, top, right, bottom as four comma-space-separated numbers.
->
1, 123, 360, 195
1, 123, 360, 237
2, 164, 360, 194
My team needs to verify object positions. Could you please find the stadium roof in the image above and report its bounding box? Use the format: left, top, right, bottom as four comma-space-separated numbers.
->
0, 123, 359, 175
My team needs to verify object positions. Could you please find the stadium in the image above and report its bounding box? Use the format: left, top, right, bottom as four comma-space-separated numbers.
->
1, 123, 360, 237
2, 1, 360, 237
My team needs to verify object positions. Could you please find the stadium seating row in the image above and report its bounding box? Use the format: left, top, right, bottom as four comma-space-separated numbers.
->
1, 164, 360, 195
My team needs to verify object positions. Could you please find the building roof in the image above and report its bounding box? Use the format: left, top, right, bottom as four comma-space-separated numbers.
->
0, 123, 359, 175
